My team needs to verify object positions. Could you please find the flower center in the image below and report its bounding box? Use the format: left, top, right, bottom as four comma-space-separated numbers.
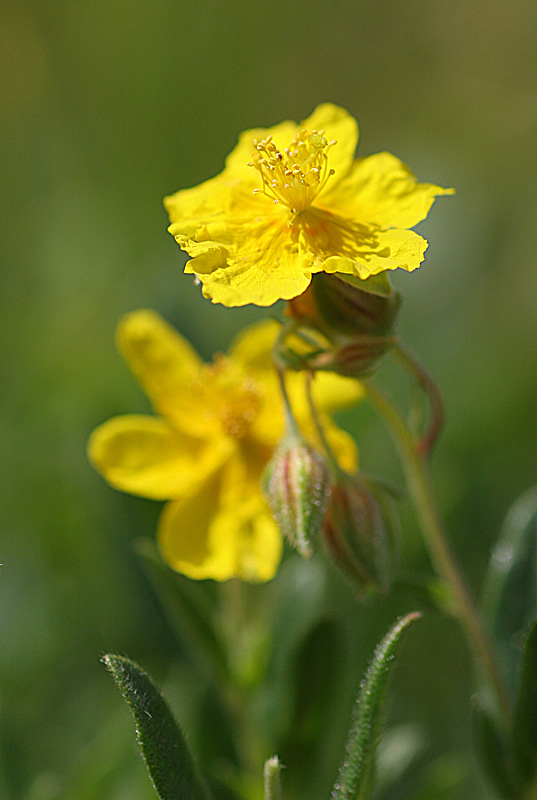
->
248, 128, 337, 214
196, 356, 261, 440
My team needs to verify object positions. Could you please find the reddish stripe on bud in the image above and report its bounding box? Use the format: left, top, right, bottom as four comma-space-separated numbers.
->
262, 435, 331, 558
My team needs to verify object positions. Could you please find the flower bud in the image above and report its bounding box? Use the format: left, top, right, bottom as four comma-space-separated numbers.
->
262, 430, 331, 558
272, 321, 395, 379
322, 473, 399, 594
311, 272, 401, 338
282, 273, 400, 377
305, 334, 397, 378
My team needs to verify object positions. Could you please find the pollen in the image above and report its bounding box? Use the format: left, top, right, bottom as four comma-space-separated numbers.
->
248, 128, 337, 214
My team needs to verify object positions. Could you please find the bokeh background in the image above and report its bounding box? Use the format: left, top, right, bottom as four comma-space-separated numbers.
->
2, 0, 537, 798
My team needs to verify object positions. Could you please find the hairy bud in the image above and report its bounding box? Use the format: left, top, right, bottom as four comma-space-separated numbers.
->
322, 473, 399, 594
262, 431, 331, 558
311, 272, 401, 338
281, 273, 400, 378
272, 321, 396, 379
305, 334, 397, 378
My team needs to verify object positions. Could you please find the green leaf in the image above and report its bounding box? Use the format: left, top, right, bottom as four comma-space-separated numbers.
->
512, 619, 537, 787
483, 486, 537, 692
472, 697, 518, 799
134, 538, 230, 687
337, 271, 394, 297
102, 654, 212, 800
331, 612, 421, 800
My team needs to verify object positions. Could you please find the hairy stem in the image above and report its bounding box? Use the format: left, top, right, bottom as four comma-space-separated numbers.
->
392, 343, 444, 456
363, 381, 512, 730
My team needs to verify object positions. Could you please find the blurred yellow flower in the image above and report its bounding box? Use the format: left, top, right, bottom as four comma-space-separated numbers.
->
165, 103, 453, 308
88, 310, 360, 582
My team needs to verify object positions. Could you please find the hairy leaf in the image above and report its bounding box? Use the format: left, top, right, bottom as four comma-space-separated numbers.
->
331, 612, 421, 800
103, 654, 211, 800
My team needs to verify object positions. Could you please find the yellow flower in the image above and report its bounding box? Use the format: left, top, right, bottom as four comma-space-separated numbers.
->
165, 103, 453, 308
88, 310, 360, 582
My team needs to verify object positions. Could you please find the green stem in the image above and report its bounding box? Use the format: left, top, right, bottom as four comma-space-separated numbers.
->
305, 372, 343, 477
218, 581, 266, 775
392, 343, 444, 456
363, 381, 512, 730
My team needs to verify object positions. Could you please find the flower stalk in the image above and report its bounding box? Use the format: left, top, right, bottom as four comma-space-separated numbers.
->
391, 343, 444, 456
363, 380, 512, 730
262, 373, 332, 559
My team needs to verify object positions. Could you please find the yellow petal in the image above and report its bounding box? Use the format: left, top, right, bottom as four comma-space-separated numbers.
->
218, 439, 271, 506
157, 471, 224, 578
227, 320, 288, 446
324, 151, 454, 230
158, 475, 281, 582
164, 173, 230, 226
301, 103, 359, 188
321, 227, 429, 278
88, 414, 231, 500
228, 319, 281, 372
314, 371, 364, 412
212, 496, 282, 582
186, 212, 314, 307
293, 208, 429, 279
320, 416, 359, 474
248, 380, 286, 449
116, 310, 206, 428
287, 370, 363, 416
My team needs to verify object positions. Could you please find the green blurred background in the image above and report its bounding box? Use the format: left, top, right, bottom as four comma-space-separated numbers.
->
2, 0, 537, 797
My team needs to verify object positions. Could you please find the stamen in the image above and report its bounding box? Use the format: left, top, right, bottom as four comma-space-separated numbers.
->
248, 126, 337, 213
